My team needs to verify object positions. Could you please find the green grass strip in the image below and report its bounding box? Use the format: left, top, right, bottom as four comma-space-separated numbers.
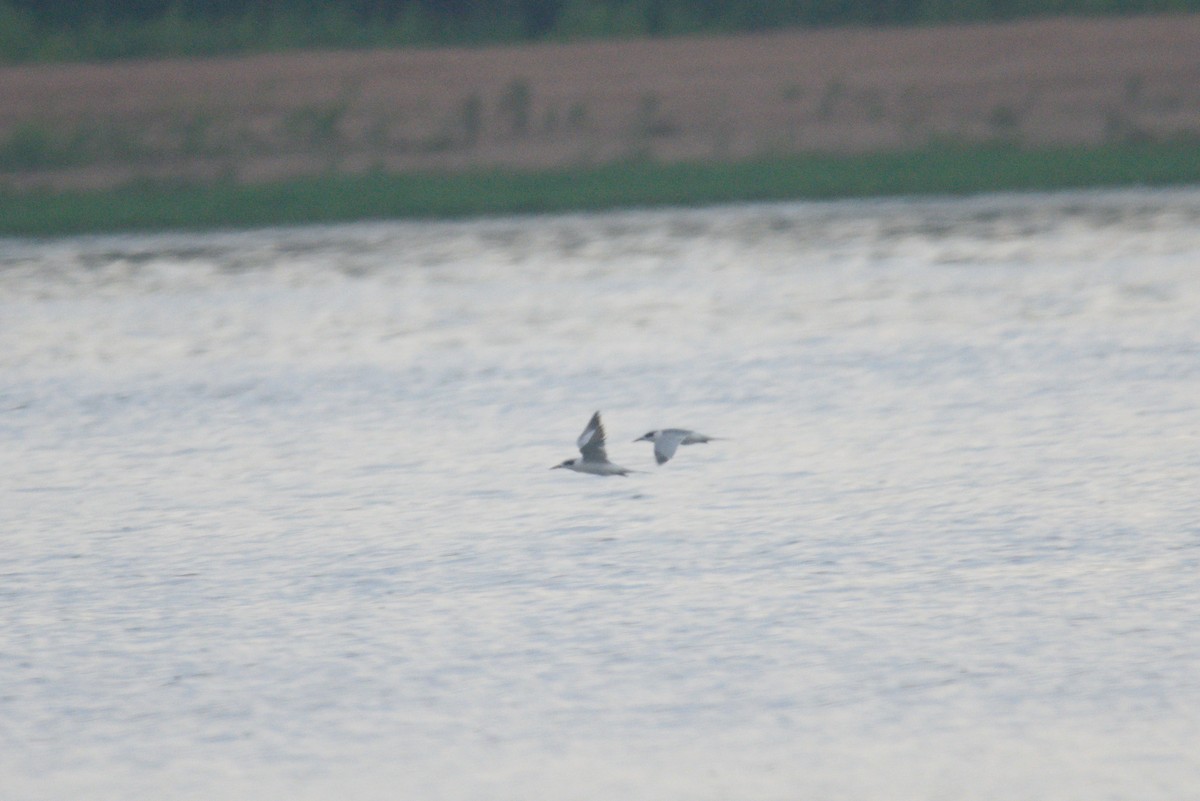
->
2, 142, 1199, 237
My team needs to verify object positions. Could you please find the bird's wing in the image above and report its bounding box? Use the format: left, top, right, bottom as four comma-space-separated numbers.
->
654, 430, 688, 464
577, 411, 608, 462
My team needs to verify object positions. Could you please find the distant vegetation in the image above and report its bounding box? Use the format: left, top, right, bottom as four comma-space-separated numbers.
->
2, 0, 1198, 63
5, 141, 1200, 235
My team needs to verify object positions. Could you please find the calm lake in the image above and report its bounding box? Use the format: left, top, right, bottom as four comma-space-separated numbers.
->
3, 188, 1199, 800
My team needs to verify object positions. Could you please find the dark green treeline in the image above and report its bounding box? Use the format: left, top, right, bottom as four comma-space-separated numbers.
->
2, 0, 1198, 63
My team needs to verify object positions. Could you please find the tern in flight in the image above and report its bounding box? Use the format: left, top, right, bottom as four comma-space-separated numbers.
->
634, 428, 720, 465
552, 411, 636, 476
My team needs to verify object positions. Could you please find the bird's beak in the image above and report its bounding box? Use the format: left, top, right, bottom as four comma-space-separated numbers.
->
550, 464, 562, 469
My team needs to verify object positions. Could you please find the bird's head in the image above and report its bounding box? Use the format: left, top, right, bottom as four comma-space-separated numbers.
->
633, 431, 659, 443
551, 459, 578, 470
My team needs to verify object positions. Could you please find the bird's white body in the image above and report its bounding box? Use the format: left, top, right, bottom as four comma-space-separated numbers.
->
552, 411, 635, 476
555, 458, 635, 476
634, 428, 719, 465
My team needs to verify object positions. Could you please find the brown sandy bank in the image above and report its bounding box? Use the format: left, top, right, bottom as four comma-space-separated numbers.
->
2, 13, 1199, 192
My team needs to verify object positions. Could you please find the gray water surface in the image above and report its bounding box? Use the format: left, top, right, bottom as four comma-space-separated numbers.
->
3, 189, 1200, 800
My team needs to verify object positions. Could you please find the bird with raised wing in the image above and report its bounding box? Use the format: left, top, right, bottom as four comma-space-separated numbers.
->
552, 411, 636, 476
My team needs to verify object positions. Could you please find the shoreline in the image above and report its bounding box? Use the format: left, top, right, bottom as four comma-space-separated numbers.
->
3, 141, 1199, 236
3, 13, 1200, 205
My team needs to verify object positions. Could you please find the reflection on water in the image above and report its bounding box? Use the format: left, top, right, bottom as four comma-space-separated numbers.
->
3, 188, 1200, 800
